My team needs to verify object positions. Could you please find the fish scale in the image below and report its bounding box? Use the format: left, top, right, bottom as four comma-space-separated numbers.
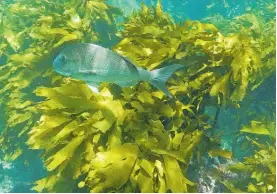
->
91, 45, 138, 80
53, 43, 184, 98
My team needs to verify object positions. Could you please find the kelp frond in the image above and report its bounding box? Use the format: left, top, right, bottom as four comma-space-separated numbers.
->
0, 0, 120, 167
216, 119, 276, 193
0, 0, 275, 193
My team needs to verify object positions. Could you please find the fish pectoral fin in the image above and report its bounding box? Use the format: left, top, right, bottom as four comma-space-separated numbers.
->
87, 81, 100, 94
115, 80, 137, 87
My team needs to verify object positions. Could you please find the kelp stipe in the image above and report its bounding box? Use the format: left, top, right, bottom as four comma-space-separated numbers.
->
0, 0, 275, 193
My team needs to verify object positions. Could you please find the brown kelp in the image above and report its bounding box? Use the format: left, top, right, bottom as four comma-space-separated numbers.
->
214, 118, 276, 193
0, 0, 120, 160
0, 0, 275, 193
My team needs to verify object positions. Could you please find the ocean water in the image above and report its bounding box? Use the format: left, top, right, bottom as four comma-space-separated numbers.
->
0, 0, 276, 193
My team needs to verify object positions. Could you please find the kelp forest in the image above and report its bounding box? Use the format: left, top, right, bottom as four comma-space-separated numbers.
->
0, 0, 275, 193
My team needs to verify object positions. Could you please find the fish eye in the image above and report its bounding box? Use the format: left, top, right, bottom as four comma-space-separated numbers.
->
60, 55, 67, 62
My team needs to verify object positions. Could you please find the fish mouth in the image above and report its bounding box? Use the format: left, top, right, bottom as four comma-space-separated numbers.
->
54, 69, 72, 77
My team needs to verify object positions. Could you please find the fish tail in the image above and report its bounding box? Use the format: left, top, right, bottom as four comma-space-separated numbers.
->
149, 64, 184, 98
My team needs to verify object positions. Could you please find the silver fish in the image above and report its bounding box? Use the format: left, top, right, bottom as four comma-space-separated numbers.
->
53, 43, 184, 98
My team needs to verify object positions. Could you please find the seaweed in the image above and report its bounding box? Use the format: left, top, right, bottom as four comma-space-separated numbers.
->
0, 0, 121, 189
0, 0, 275, 193
216, 118, 276, 193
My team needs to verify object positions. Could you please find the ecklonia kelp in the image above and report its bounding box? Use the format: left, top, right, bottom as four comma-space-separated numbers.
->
163, 155, 195, 192
114, 0, 269, 107
84, 144, 139, 192
0, 0, 275, 193
0, 0, 121, 167
27, 82, 129, 192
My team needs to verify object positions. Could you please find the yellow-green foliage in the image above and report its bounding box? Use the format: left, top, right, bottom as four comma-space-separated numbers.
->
220, 119, 276, 193
0, 0, 275, 193
204, 3, 276, 90
27, 79, 204, 192
0, 0, 120, 160
115, 2, 275, 105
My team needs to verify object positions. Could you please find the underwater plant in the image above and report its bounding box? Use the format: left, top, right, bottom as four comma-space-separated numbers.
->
0, 0, 275, 193
212, 118, 276, 193
0, 0, 121, 159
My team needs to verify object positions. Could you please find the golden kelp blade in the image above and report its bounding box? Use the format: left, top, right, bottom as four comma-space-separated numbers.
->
0, 0, 275, 193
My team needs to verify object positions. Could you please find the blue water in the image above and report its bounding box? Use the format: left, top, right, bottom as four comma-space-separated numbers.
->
109, 0, 265, 21
0, 0, 275, 192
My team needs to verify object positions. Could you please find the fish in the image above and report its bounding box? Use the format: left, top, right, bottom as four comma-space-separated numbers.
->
53, 43, 184, 98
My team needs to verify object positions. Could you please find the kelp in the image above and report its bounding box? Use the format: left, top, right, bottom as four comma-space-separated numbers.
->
0, 0, 121, 174
214, 118, 276, 193
115, 2, 274, 105
27, 80, 206, 192
204, 1, 276, 90
0, 0, 275, 193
